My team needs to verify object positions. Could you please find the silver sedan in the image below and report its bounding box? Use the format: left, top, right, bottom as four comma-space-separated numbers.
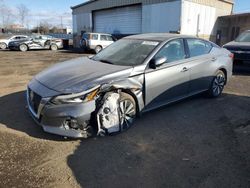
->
27, 33, 233, 138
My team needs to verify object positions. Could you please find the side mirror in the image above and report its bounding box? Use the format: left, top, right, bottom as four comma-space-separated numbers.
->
149, 57, 167, 69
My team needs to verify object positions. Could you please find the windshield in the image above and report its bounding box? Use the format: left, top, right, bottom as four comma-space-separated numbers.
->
92, 39, 159, 66
235, 32, 250, 42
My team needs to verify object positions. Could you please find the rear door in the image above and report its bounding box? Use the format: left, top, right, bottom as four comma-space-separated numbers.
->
144, 39, 190, 110
185, 38, 217, 94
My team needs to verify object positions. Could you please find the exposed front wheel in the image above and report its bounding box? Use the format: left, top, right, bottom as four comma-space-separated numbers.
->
207, 70, 226, 97
97, 92, 136, 136
19, 44, 28, 52
0, 43, 7, 49
119, 93, 137, 131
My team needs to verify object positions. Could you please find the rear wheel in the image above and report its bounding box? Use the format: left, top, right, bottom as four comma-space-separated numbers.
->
207, 70, 226, 97
0, 43, 7, 49
95, 45, 102, 54
51, 44, 58, 51
19, 44, 28, 52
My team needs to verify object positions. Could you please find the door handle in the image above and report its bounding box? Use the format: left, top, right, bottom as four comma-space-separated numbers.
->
181, 67, 189, 72
211, 57, 217, 61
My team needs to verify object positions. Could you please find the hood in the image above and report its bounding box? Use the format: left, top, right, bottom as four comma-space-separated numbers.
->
223, 41, 250, 50
35, 57, 133, 93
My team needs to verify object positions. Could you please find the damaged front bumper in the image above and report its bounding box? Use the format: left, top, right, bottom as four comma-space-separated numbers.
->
26, 85, 96, 138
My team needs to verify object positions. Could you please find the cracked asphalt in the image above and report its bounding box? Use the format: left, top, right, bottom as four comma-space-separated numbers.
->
0, 49, 249, 188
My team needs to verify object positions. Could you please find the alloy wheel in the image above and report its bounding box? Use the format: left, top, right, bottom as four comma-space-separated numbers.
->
119, 99, 136, 131
212, 73, 225, 96
0, 43, 7, 49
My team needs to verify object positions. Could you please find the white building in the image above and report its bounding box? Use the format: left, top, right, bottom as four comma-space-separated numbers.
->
71, 0, 234, 47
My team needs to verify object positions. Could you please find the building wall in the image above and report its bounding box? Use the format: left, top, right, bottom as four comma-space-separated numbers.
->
71, 0, 234, 47
181, 0, 233, 42
142, 1, 181, 33
181, 0, 216, 39
72, 0, 179, 14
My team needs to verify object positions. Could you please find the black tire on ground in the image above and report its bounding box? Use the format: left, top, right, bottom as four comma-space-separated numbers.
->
207, 70, 226, 98
19, 44, 28, 52
95, 45, 102, 54
0, 43, 7, 49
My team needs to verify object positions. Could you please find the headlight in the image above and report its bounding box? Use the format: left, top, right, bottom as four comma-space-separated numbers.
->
51, 86, 99, 104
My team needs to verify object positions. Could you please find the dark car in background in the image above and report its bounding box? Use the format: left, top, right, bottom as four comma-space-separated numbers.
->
223, 30, 250, 64
8, 35, 63, 52
0, 35, 28, 49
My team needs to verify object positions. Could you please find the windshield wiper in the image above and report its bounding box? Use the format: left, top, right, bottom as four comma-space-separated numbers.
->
99, 59, 113, 65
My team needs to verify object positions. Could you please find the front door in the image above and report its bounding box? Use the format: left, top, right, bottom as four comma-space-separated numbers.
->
144, 39, 190, 111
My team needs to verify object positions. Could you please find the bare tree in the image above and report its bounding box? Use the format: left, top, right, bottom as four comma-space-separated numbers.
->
0, 0, 15, 28
16, 3, 29, 27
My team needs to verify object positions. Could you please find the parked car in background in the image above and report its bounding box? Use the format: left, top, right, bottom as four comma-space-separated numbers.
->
80, 32, 116, 53
27, 33, 233, 138
8, 35, 63, 52
223, 30, 250, 64
0, 35, 28, 49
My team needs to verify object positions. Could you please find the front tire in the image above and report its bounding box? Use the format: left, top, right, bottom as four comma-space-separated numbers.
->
51, 44, 58, 51
119, 92, 137, 131
207, 70, 226, 97
0, 43, 7, 49
19, 44, 28, 52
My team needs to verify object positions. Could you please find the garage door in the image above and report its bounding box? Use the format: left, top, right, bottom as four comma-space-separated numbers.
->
93, 5, 142, 34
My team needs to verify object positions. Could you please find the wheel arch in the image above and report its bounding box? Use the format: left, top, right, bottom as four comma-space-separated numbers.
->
218, 67, 227, 85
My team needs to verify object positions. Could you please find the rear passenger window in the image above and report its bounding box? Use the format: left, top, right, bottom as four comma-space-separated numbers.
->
106, 35, 113, 41
187, 39, 212, 57
100, 35, 107, 41
92, 34, 98, 40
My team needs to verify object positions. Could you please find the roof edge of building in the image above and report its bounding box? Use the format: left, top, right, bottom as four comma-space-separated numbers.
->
219, 12, 250, 18
219, 0, 234, 5
71, 0, 97, 9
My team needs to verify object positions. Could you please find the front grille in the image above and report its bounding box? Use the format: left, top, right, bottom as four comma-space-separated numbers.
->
28, 88, 42, 114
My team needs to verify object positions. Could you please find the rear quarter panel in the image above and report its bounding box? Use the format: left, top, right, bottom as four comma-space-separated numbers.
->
211, 47, 233, 82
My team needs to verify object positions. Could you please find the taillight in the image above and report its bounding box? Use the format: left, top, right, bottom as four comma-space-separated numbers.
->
229, 53, 234, 59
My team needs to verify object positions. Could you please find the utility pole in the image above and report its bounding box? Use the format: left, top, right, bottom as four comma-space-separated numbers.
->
60, 16, 63, 33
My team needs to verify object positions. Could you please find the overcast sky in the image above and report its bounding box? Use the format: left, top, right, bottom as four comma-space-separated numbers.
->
1, 0, 248, 29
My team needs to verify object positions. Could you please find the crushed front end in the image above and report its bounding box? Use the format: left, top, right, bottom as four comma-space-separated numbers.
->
26, 79, 97, 138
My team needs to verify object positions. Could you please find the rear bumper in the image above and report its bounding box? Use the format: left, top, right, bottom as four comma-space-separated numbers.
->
228, 50, 250, 61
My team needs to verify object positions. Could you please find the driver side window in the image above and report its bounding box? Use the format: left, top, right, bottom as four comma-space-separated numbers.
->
155, 39, 186, 63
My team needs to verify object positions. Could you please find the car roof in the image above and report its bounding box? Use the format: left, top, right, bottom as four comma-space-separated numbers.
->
85, 32, 112, 36
125, 33, 197, 42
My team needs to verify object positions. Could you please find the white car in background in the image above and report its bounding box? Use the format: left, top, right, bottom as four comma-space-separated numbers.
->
0, 35, 28, 49
80, 32, 116, 53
